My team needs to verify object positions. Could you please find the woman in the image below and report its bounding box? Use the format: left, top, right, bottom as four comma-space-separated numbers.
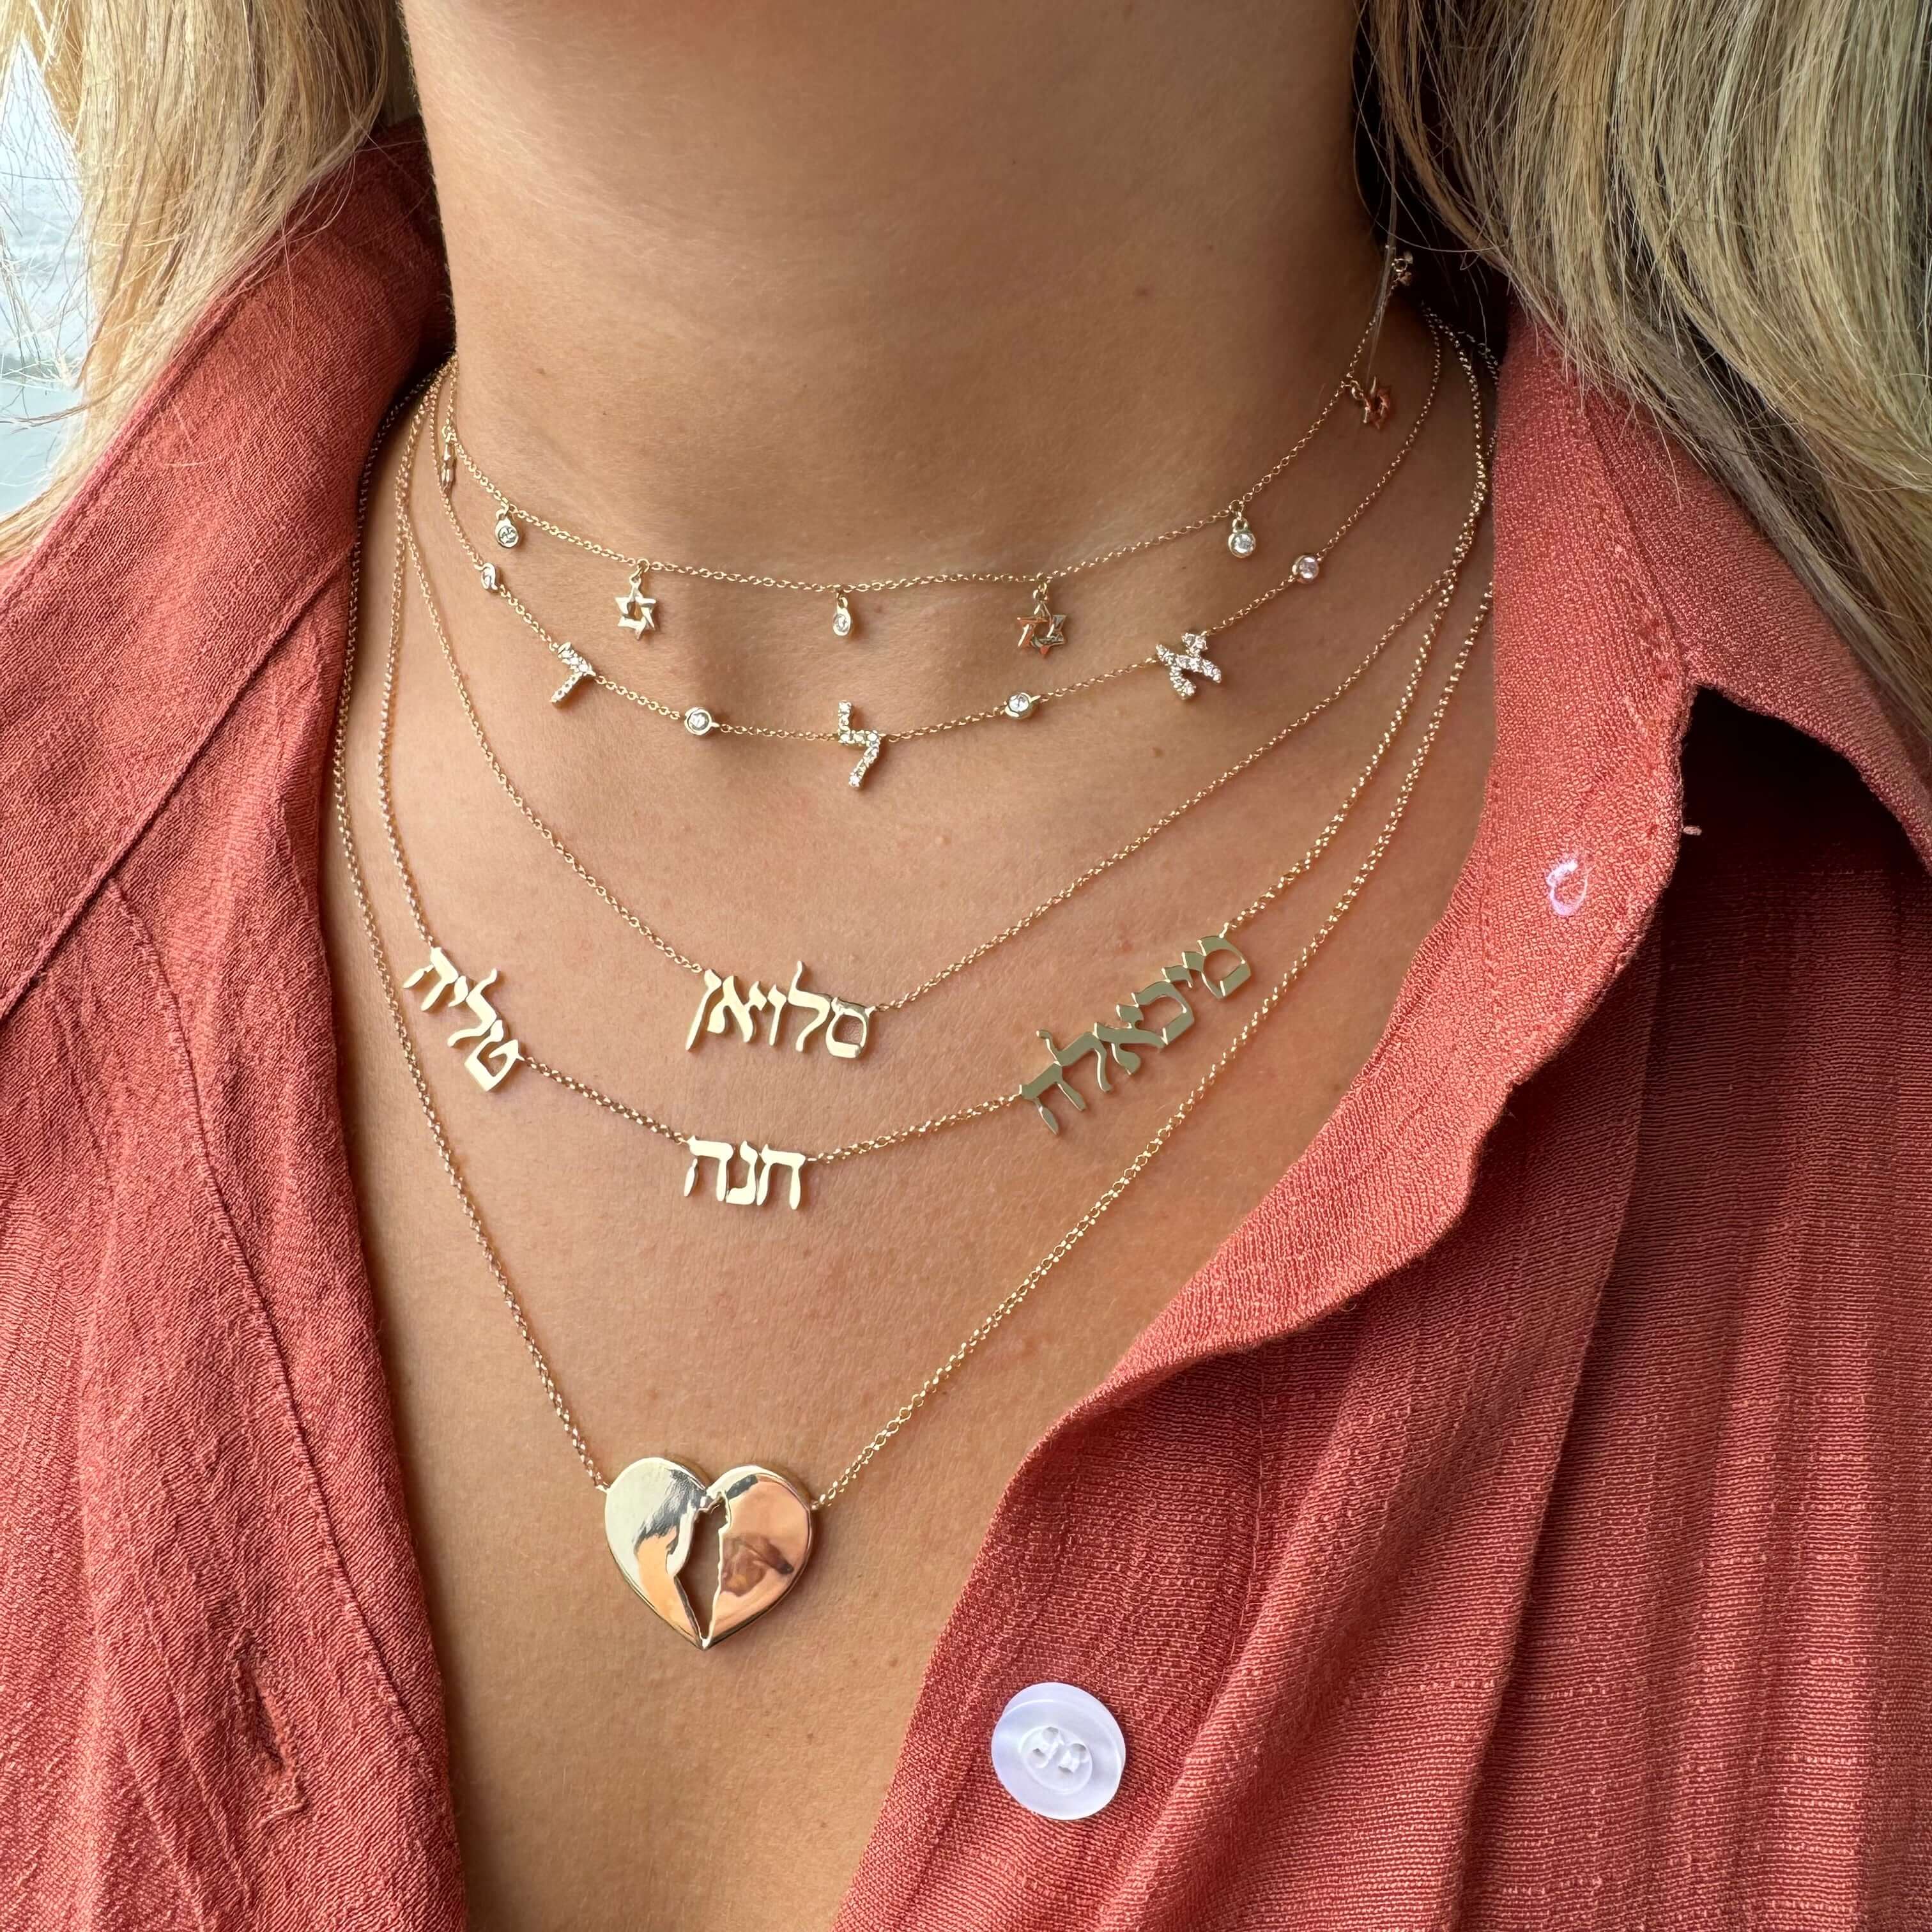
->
1, 1, 1927, 1926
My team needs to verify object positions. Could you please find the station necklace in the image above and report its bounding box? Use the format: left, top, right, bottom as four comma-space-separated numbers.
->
438, 263, 1412, 650
424, 319, 1445, 788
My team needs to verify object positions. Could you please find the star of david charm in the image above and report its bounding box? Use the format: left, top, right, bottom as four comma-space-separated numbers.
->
1015, 581, 1068, 657
616, 567, 657, 636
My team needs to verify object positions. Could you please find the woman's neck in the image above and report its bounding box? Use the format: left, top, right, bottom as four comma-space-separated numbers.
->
402, 0, 1379, 574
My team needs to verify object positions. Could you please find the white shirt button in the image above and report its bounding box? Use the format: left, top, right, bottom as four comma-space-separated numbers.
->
990, 1682, 1126, 1820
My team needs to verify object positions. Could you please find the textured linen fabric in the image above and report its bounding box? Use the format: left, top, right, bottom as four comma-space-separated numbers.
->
1, 128, 1929, 1929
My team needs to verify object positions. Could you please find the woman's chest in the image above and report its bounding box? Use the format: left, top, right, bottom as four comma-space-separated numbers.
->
315, 555, 1502, 1924
318, 777, 1500, 1925
328, 916, 1404, 1929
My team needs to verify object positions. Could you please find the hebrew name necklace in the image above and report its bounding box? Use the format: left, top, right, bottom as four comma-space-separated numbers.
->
396, 339, 1487, 1072
436, 265, 1413, 655
378, 376, 1487, 1167
373, 490, 1491, 1224
335, 402, 1486, 1648
422, 329, 1444, 790
371, 357, 1491, 1217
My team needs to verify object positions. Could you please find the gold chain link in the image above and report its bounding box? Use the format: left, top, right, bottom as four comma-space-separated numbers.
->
334, 374, 608, 1486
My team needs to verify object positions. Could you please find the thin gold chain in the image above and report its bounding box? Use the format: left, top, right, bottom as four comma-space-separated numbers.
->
400, 341, 1489, 1017
423, 324, 1447, 746
334, 375, 607, 1485
441, 309, 1390, 599
341, 396, 1491, 1500
378, 371, 1488, 1165
815, 595, 1487, 1505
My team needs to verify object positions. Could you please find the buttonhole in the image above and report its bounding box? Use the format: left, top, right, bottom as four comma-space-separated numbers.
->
1545, 855, 1590, 918
231, 1636, 304, 1818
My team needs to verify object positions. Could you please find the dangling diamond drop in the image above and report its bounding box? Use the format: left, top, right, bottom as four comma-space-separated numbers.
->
831, 590, 855, 638
1227, 510, 1257, 558
494, 510, 521, 549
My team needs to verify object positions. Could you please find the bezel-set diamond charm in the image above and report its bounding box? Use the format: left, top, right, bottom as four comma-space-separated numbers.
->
1291, 553, 1321, 582
494, 509, 521, 549
832, 590, 855, 638
684, 706, 717, 737
1004, 691, 1037, 720
1227, 510, 1257, 558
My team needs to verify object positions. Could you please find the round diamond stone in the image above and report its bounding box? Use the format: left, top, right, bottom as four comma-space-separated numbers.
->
1292, 553, 1321, 582
832, 599, 855, 638
684, 707, 716, 737
1227, 517, 1257, 558
493, 512, 520, 549
1004, 691, 1036, 719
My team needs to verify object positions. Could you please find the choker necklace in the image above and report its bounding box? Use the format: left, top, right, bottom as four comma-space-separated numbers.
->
335, 387, 1489, 1646
396, 341, 1489, 1080
424, 326, 1446, 788
438, 263, 1413, 650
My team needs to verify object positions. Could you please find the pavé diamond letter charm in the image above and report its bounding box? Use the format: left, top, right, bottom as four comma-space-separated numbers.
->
1156, 632, 1221, 699
604, 1457, 815, 1648
838, 700, 882, 787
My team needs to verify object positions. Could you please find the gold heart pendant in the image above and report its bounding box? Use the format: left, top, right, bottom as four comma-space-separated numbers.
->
602, 1457, 815, 1648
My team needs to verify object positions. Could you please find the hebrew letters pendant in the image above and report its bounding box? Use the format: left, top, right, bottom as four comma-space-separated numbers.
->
603, 1457, 815, 1648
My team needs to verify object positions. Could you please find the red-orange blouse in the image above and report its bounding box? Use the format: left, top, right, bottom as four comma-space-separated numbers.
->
2, 132, 1929, 1930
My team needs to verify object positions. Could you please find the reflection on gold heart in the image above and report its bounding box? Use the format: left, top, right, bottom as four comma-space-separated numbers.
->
602, 1456, 815, 1648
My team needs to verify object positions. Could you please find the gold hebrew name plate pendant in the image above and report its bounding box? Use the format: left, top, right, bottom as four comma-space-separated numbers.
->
686, 960, 875, 1060
603, 1456, 815, 1648
1020, 931, 1253, 1132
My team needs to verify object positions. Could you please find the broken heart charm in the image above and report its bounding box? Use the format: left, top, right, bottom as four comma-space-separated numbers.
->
602, 1456, 815, 1648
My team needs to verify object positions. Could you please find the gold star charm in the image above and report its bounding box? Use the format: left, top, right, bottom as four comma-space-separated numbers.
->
1015, 581, 1068, 657
616, 569, 657, 636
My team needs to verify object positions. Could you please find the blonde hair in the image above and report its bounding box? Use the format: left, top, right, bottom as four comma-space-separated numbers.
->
6, 0, 1930, 730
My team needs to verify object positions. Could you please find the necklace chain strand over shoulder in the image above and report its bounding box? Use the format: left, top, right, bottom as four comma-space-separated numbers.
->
335, 379, 1490, 1644
375, 370, 1490, 1196
424, 320, 1446, 787
440, 269, 1412, 649
396, 339, 1488, 1081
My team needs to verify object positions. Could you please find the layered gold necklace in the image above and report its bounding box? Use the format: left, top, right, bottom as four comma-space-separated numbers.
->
438, 268, 1411, 648
335, 296, 1494, 1647
427, 328, 1442, 786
